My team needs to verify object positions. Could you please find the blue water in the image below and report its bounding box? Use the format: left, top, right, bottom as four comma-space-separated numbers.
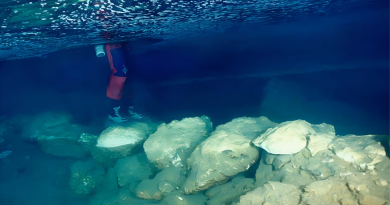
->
0, 5, 389, 205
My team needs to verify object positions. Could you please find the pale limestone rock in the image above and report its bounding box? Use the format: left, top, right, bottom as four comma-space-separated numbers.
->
255, 149, 356, 189
307, 123, 335, 156
136, 166, 185, 200
255, 150, 317, 189
92, 121, 157, 167
346, 170, 390, 203
234, 182, 301, 205
20, 112, 88, 158
97, 122, 156, 148
253, 120, 314, 154
37, 123, 87, 158
374, 179, 388, 187
255, 151, 276, 187
113, 153, 155, 188
205, 175, 256, 205
264, 152, 277, 165
90, 167, 159, 205
360, 195, 388, 205
328, 135, 386, 169
301, 178, 358, 205
301, 147, 311, 158
143, 116, 212, 169
272, 154, 291, 170
183, 117, 276, 194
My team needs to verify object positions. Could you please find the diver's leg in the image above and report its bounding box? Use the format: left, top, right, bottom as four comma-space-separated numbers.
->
106, 44, 128, 122
107, 75, 127, 122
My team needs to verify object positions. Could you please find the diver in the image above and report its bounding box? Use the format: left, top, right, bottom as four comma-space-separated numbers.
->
95, 42, 146, 123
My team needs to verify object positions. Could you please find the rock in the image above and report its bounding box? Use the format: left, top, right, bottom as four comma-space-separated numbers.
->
12, 112, 88, 158
328, 135, 387, 169
79, 133, 128, 168
137, 180, 163, 201
101, 168, 119, 193
37, 123, 87, 158
255, 151, 275, 187
255, 149, 357, 189
96, 122, 157, 148
253, 120, 314, 154
253, 121, 335, 156
375, 157, 390, 182
90, 167, 158, 205
272, 154, 291, 170
205, 175, 256, 205
144, 116, 212, 169
307, 123, 335, 156
15, 112, 89, 158
255, 150, 315, 189
16, 112, 71, 141
301, 178, 358, 205
299, 150, 344, 180
234, 182, 301, 205
374, 179, 388, 187
360, 195, 388, 205
301, 147, 311, 158
92, 121, 158, 167
161, 190, 208, 205
136, 166, 186, 200
346, 171, 390, 203
114, 153, 156, 188
264, 152, 277, 165
78, 133, 99, 153
255, 151, 276, 187
183, 117, 276, 194
69, 159, 105, 195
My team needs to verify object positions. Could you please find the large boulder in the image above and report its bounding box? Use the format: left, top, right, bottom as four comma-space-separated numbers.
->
96, 122, 156, 148
144, 116, 212, 169
307, 123, 336, 156
234, 182, 301, 205
136, 166, 186, 201
114, 152, 156, 188
183, 116, 276, 194
346, 171, 390, 204
18, 112, 88, 158
253, 120, 314, 154
15, 112, 71, 141
78, 133, 99, 153
89, 168, 158, 205
37, 123, 87, 158
301, 178, 358, 205
205, 175, 256, 205
69, 159, 105, 195
328, 134, 387, 171
255, 148, 360, 189
255, 150, 315, 189
253, 120, 363, 189
92, 121, 158, 167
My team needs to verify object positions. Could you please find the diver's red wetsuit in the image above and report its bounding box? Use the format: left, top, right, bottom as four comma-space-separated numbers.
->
105, 43, 129, 100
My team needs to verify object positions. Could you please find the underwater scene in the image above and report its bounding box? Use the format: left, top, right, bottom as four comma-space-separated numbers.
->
0, 0, 389, 204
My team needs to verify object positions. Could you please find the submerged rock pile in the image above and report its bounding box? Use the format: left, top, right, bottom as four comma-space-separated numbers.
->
9, 112, 390, 205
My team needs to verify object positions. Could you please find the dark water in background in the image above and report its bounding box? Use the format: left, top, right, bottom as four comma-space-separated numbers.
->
0, 7, 388, 205
0, 8, 388, 134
